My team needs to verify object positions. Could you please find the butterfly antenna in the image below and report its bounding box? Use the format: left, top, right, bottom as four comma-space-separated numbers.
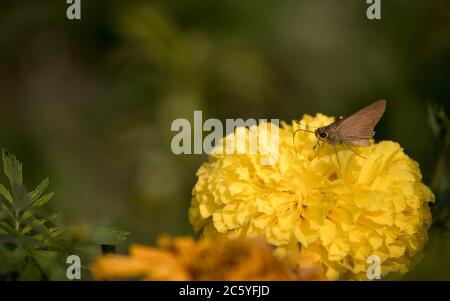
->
293, 121, 319, 129
292, 129, 300, 157
292, 128, 315, 157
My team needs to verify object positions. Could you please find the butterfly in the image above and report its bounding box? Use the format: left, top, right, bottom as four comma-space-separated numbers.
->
293, 99, 387, 159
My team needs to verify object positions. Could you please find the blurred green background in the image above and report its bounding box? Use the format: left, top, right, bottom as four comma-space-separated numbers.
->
0, 0, 449, 279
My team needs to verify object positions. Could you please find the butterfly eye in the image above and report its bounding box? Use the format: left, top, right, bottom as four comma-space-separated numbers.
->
319, 132, 328, 139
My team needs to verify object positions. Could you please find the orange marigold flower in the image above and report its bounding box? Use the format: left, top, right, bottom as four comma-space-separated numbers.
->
91, 235, 324, 280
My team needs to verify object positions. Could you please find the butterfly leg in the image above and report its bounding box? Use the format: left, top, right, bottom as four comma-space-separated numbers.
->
332, 144, 342, 169
317, 140, 322, 157
343, 143, 367, 159
313, 139, 321, 157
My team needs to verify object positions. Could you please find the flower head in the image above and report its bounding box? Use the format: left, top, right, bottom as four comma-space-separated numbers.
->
91, 235, 323, 280
189, 114, 434, 280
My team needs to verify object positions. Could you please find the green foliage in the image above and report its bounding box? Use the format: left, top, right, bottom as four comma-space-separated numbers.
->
0, 150, 129, 280
428, 104, 450, 228
91, 227, 130, 245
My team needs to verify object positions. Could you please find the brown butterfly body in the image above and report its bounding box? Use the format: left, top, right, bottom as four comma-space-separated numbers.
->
314, 99, 386, 147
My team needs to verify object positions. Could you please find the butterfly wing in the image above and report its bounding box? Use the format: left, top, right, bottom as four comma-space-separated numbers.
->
345, 139, 371, 147
335, 99, 386, 145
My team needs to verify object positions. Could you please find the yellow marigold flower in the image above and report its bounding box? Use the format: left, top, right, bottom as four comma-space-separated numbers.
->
189, 114, 434, 280
91, 235, 323, 280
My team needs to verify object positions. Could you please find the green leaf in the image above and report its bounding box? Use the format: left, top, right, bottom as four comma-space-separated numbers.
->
19, 191, 54, 218
12, 182, 31, 210
0, 245, 27, 276
0, 221, 15, 235
31, 250, 66, 280
0, 149, 131, 280
47, 227, 64, 239
0, 203, 15, 220
18, 258, 43, 281
0, 184, 15, 216
20, 215, 51, 241
31, 192, 54, 208
0, 246, 12, 275
91, 227, 129, 245
20, 225, 33, 235
2, 150, 23, 188
22, 210, 32, 220
0, 184, 13, 205
29, 178, 49, 202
